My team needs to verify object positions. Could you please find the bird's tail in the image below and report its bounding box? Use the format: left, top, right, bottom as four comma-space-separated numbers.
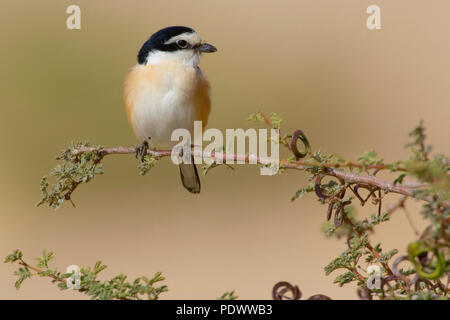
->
179, 156, 201, 194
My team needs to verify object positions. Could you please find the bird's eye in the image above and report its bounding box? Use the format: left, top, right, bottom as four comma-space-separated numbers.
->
177, 40, 188, 48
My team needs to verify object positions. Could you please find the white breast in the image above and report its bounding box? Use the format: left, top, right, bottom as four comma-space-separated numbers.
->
130, 65, 203, 148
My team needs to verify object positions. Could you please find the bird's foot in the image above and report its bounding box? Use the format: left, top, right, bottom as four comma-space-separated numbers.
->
135, 141, 149, 162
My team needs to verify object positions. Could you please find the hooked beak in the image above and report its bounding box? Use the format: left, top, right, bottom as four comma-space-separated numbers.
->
197, 42, 217, 53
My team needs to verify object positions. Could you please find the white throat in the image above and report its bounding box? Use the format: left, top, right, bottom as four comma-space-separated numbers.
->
146, 50, 200, 67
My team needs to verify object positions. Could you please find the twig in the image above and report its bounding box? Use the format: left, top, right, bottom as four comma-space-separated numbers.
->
341, 215, 394, 276
386, 197, 419, 236
18, 261, 65, 284
257, 110, 274, 127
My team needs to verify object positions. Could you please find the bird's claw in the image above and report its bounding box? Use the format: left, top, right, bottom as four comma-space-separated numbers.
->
135, 141, 149, 162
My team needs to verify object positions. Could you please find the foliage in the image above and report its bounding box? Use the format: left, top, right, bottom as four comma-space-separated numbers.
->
218, 291, 238, 300
138, 154, 158, 176
287, 120, 449, 299
4, 249, 167, 300
9, 113, 448, 299
37, 142, 104, 209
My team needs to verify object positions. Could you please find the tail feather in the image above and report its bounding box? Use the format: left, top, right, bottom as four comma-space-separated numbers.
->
179, 157, 201, 194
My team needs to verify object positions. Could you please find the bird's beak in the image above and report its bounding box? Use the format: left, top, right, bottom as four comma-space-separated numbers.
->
197, 42, 217, 53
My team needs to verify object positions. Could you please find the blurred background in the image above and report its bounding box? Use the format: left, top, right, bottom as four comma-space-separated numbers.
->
1, 0, 449, 299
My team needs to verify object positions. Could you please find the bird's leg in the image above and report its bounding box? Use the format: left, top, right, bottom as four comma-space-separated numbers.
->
172, 144, 188, 164
135, 140, 149, 162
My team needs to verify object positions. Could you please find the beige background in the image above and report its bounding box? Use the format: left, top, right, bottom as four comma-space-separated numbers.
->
0, 0, 449, 299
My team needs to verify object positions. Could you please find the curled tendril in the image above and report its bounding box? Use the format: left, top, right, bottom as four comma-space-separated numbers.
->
351, 185, 376, 206
434, 279, 447, 293
408, 242, 446, 280
350, 185, 383, 216
307, 294, 332, 300
347, 235, 356, 249
334, 204, 344, 227
392, 255, 413, 285
413, 277, 436, 292
272, 281, 302, 300
380, 275, 399, 297
334, 200, 352, 227
314, 174, 345, 202
290, 130, 310, 159
272, 281, 331, 300
392, 255, 445, 294
326, 202, 334, 221
314, 173, 350, 227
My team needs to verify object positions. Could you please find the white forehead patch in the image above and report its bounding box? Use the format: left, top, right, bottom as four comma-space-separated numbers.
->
165, 32, 202, 46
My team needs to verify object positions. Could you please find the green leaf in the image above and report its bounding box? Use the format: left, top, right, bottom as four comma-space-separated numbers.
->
14, 267, 32, 290
218, 291, 238, 300
358, 151, 383, 167
333, 271, 357, 287
36, 249, 54, 269
393, 173, 406, 185
4, 249, 23, 263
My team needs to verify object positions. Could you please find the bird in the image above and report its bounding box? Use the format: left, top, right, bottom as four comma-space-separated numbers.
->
124, 26, 217, 194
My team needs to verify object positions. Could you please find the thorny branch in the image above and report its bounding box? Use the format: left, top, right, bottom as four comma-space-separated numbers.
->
33, 112, 449, 300
69, 145, 440, 204
4, 249, 168, 300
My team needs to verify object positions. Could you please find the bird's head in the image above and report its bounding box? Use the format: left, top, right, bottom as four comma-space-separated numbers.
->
137, 26, 217, 67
